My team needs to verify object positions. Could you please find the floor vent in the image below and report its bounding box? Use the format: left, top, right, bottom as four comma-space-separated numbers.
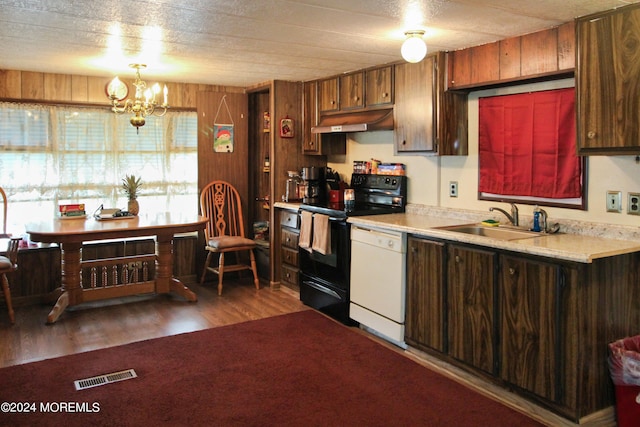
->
74, 369, 138, 391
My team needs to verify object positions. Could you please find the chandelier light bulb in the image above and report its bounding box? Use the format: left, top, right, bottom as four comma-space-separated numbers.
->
401, 30, 427, 63
107, 64, 169, 133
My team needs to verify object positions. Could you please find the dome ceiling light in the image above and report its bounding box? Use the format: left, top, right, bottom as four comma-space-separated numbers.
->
401, 30, 427, 63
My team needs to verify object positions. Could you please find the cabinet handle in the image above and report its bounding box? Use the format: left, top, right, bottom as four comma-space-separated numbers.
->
455, 255, 461, 263
402, 140, 407, 146
382, 92, 388, 98
587, 131, 596, 139
509, 267, 516, 276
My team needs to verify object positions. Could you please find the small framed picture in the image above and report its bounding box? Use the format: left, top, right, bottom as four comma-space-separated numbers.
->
280, 117, 294, 138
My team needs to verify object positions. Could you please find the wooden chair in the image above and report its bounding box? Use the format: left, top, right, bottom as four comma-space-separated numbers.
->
0, 187, 9, 239
0, 187, 20, 323
199, 180, 259, 295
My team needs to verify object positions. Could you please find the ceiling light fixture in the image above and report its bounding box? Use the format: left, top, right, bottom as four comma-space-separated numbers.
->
106, 64, 169, 133
401, 30, 427, 63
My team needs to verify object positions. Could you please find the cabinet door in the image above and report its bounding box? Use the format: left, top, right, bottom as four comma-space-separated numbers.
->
447, 244, 496, 374
318, 77, 339, 113
365, 66, 393, 107
302, 81, 321, 155
405, 237, 445, 352
499, 255, 562, 402
339, 72, 364, 110
394, 55, 436, 153
577, 4, 640, 154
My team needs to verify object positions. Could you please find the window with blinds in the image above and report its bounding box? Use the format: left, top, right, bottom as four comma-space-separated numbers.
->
0, 102, 198, 233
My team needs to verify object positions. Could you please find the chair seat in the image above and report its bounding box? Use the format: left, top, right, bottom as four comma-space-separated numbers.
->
207, 236, 256, 250
0, 256, 12, 271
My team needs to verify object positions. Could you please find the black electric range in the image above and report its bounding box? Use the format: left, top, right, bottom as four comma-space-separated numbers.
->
299, 174, 407, 219
297, 174, 407, 324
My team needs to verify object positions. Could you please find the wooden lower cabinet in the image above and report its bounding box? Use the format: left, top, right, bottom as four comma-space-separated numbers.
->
447, 244, 496, 375
278, 208, 300, 290
499, 255, 570, 404
405, 237, 445, 352
405, 235, 640, 422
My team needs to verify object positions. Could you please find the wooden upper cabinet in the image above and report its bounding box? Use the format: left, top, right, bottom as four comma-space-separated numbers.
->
365, 65, 393, 107
395, 52, 468, 155
339, 71, 364, 110
302, 80, 320, 155
471, 42, 500, 84
318, 77, 339, 113
302, 80, 346, 156
576, 3, 640, 154
447, 22, 575, 90
394, 55, 436, 153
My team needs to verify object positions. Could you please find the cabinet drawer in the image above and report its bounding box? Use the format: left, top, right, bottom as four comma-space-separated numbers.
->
281, 228, 299, 249
281, 247, 299, 267
281, 264, 299, 286
280, 210, 299, 229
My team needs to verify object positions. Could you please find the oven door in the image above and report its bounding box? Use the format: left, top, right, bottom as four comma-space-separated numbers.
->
298, 217, 350, 291
299, 273, 351, 324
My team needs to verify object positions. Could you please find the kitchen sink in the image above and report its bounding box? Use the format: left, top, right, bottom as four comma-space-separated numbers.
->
436, 224, 541, 241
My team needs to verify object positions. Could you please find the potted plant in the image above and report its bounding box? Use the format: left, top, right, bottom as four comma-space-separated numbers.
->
122, 174, 142, 215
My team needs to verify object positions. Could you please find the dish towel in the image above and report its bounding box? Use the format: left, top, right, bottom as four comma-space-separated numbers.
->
311, 213, 331, 255
299, 210, 313, 252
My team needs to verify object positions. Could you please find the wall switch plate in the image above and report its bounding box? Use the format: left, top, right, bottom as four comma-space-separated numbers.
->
606, 190, 622, 213
628, 193, 640, 215
449, 181, 458, 197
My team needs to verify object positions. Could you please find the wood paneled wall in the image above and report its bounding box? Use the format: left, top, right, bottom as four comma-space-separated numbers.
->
196, 91, 250, 201
0, 68, 243, 108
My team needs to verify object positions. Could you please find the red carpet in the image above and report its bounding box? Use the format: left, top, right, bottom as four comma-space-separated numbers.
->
0, 310, 543, 426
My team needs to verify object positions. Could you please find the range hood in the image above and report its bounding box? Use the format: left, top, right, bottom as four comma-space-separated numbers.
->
311, 108, 393, 134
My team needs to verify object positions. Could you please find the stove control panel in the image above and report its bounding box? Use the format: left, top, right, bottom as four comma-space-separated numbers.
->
351, 174, 403, 190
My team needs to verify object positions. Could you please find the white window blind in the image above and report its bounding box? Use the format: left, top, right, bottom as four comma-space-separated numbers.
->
0, 102, 198, 234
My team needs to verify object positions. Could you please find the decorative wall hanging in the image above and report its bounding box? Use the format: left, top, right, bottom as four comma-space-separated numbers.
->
280, 117, 294, 138
213, 95, 235, 153
263, 112, 270, 133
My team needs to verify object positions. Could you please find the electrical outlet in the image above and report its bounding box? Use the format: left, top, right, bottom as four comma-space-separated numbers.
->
628, 192, 640, 215
449, 181, 458, 197
606, 191, 622, 213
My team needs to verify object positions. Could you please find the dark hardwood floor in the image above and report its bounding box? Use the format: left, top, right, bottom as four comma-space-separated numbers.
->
0, 279, 308, 368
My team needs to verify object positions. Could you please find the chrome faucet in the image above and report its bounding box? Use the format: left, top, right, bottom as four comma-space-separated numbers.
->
489, 203, 519, 226
538, 208, 548, 233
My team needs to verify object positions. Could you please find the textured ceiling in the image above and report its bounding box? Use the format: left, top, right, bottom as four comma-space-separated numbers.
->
0, 0, 636, 87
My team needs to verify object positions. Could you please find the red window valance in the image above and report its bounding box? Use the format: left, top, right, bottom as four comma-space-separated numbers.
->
478, 87, 581, 199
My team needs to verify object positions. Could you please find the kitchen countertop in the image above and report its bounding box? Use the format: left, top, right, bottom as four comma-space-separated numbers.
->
348, 212, 640, 263
274, 202, 301, 211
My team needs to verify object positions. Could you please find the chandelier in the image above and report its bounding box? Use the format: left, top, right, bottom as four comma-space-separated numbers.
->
106, 64, 169, 133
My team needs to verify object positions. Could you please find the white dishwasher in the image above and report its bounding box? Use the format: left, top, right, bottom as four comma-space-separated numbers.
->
350, 225, 407, 347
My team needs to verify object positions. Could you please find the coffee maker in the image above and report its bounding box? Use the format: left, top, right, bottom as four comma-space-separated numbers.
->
301, 166, 326, 204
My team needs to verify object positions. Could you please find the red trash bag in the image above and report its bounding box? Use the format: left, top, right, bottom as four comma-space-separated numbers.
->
609, 336, 640, 427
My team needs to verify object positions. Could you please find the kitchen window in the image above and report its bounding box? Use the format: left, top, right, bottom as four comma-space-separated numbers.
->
478, 87, 586, 209
0, 102, 198, 234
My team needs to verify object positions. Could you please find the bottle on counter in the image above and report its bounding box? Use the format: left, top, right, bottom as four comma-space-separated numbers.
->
532, 205, 541, 232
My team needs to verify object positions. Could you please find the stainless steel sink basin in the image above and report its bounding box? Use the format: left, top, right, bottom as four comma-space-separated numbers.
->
436, 224, 541, 241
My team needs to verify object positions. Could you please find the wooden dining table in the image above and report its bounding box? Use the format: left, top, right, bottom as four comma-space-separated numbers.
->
26, 212, 208, 323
